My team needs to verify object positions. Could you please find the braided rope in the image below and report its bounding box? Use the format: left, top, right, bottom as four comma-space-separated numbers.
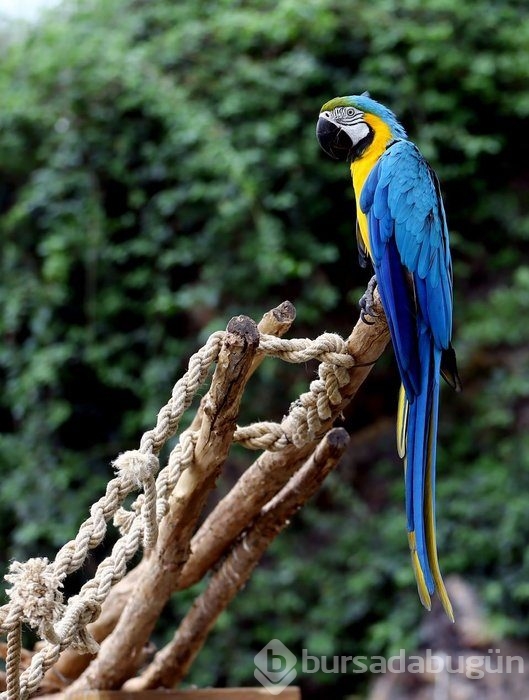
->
259, 333, 354, 366
5, 625, 21, 700
0, 327, 357, 700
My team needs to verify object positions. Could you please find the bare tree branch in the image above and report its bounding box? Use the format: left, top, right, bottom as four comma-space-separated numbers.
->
176, 292, 388, 590
124, 427, 350, 691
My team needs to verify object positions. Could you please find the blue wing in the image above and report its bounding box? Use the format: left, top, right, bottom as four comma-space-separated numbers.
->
359, 139, 454, 619
360, 140, 453, 359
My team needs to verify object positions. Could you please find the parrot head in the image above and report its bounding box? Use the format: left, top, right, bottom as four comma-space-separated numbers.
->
316, 93, 407, 161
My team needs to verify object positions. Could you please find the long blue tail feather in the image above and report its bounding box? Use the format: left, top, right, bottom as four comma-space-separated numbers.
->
405, 328, 439, 595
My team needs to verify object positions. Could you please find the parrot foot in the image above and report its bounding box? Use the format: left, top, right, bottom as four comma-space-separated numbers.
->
359, 275, 378, 325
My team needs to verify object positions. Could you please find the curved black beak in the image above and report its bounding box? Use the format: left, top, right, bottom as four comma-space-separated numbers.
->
316, 116, 352, 161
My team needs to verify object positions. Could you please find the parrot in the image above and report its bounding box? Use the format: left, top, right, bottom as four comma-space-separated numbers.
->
316, 93, 461, 620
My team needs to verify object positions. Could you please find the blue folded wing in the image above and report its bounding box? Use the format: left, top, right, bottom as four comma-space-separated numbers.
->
359, 139, 454, 618
360, 140, 453, 357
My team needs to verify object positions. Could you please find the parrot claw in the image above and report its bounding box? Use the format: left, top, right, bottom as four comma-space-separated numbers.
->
359, 275, 378, 324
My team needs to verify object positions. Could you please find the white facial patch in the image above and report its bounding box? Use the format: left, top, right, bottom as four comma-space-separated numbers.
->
342, 120, 370, 143
320, 106, 370, 146
333, 107, 370, 143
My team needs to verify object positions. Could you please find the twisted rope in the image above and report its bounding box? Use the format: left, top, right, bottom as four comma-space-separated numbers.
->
258, 333, 355, 367
5, 625, 21, 700
0, 327, 358, 700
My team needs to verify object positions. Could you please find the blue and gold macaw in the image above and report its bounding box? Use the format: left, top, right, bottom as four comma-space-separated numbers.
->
316, 94, 460, 620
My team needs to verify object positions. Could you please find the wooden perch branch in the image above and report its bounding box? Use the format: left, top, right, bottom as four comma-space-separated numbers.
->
176, 292, 388, 591
66, 315, 261, 692
124, 427, 350, 691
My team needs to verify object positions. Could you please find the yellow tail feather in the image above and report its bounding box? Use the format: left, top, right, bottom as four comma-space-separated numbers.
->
396, 384, 408, 460
424, 412, 455, 622
407, 531, 432, 611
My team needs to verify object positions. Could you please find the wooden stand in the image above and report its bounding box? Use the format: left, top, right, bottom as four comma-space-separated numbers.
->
68, 690, 301, 699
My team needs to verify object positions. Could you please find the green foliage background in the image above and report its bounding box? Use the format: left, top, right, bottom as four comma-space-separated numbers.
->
2, 0, 529, 696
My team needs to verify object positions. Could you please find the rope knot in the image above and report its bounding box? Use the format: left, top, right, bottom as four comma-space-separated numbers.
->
5, 558, 64, 637
112, 450, 159, 488
67, 597, 101, 654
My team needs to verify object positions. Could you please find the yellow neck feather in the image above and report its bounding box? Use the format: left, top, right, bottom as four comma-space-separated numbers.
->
350, 114, 394, 255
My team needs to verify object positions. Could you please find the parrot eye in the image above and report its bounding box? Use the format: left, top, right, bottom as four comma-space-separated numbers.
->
333, 106, 362, 125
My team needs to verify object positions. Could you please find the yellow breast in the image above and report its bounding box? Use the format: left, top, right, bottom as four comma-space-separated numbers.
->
350, 114, 393, 257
